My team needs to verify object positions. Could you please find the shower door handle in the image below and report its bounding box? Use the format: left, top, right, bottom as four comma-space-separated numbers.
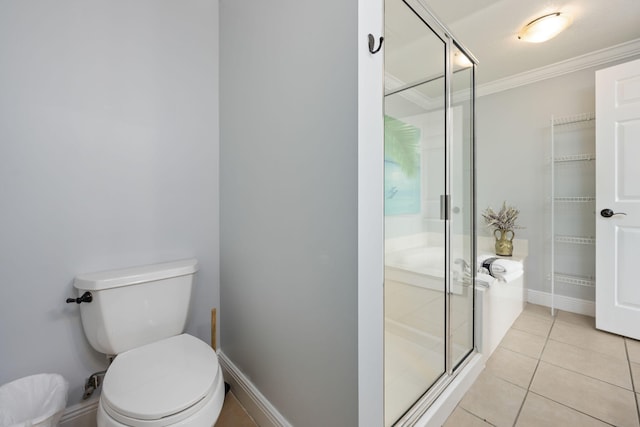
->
440, 195, 450, 220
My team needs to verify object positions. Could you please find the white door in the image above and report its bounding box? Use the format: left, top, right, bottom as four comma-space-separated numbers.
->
595, 58, 640, 340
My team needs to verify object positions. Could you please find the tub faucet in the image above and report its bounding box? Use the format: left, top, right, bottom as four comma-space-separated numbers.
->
454, 258, 471, 273
454, 258, 473, 287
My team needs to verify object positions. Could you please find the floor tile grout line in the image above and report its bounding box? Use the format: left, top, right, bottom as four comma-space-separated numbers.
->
535, 358, 635, 392
554, 368, 632, 392
512, 390, 530, 426
546, 316, 631, 363
495, 345, 539, 361
459, 407, 497, 427
509, 326, 551, 339
527, 308, 556, 390
524, 390, 619, 427
544, 336, 629, 362
624, 339, 640, 424
626, 339, 637, 394
511, 308, 557, 426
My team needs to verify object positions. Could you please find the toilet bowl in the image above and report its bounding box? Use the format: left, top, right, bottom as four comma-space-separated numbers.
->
96, 334, 225, 427
71, 259, 224, 426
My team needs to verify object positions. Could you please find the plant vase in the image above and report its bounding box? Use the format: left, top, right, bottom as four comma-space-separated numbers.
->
494, 229, 514, 256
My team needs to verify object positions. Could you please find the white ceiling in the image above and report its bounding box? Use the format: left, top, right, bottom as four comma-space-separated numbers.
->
423, 0, 640, 86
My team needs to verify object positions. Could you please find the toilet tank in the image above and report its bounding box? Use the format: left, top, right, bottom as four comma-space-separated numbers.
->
73, 259, 198, 355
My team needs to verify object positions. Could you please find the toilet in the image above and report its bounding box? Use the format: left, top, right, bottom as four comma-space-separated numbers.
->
73, 259, 225, 426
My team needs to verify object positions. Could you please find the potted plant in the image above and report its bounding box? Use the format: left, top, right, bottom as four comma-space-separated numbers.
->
481, 201, 522, 256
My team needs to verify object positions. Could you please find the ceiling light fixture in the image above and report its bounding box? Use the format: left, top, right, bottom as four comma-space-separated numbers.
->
518, 12, 572, 43
453, 51, 473, 68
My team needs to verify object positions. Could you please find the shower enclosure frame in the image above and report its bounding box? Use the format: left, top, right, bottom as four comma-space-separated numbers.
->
384, 0, 478, 424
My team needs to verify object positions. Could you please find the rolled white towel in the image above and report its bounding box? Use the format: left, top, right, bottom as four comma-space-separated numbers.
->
492, 270, 524, 283
476, 272, 496, 288
478, 254, 523, 274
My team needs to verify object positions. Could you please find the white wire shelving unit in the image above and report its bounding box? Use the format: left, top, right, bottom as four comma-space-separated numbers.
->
554, 196, 596, 202
550, 112, 596, 316
554, 235, 596, 245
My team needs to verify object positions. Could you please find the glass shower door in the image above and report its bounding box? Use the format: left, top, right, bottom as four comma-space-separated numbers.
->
383, 1, 447, 424
450, 44, 475, 369
384, 1, 476, 425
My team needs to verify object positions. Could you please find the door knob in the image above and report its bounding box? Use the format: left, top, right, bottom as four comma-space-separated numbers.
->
600, 208, 627, 218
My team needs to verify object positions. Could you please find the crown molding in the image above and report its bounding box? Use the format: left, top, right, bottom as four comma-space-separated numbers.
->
477, 38, 640, 97
385, 73, 439, 110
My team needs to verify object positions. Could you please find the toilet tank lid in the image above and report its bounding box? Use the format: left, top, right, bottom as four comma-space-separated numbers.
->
74, 259, 198, 291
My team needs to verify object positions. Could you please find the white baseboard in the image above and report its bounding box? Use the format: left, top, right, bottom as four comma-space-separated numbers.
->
527, 289, 595, 317
218, 351, 292, 427
59, 398, 98, 427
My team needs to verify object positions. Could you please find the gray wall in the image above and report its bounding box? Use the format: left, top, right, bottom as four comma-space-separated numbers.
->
219, 0, 359, 426
476, 56, 640, 302
0, 0, 219, 405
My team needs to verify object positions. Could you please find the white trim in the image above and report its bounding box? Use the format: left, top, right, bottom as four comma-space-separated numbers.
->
477, 38, 640, 97
218, 351, 292, 427
527, 289, 595, 317
358, 0, 385, 425
59, 398, 99, 427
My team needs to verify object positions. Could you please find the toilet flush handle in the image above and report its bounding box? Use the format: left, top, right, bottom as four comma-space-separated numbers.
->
66, 291, 93, 304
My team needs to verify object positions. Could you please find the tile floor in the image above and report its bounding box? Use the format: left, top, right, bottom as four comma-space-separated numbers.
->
214, 392, 258, 427
444, 303, 640, 427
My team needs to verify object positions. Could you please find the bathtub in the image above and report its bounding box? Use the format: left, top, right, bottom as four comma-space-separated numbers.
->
475, 236, 528, 360
475, 272, 525, 360
384, 246, 472, 295
384, 237, 527, 426
385, 246, 444, 291
385, 239, 527, 360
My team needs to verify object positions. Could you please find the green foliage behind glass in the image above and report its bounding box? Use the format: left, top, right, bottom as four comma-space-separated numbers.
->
384, 115, 420, 178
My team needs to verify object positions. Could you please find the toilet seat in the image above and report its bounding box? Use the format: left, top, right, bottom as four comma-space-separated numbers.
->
100, 334, 222, 426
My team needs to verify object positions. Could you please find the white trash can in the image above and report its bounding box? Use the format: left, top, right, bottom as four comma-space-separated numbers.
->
0, 374, 68, 427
